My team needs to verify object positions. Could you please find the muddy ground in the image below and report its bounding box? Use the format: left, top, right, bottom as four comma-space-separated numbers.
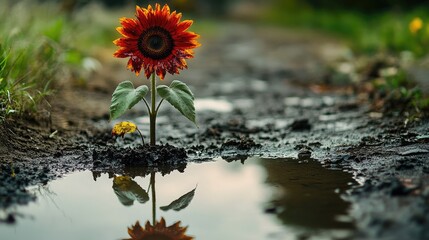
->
1, 23, 429, 239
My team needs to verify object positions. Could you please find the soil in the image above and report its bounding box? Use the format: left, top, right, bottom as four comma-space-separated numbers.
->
1, 23, 429, 239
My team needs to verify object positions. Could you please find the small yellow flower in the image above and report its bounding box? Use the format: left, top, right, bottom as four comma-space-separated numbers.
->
410, 17, 423, 34
112, 121, 137, 138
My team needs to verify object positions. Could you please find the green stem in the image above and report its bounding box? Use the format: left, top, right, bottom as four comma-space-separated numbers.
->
142, 98, 151, 115
150, 73, 156, 146
136, 127, 145, 145
155, 99, 164, 115
150, 172, 156, 225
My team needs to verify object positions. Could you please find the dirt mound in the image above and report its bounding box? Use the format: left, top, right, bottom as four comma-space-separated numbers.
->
92, 143, 188, 175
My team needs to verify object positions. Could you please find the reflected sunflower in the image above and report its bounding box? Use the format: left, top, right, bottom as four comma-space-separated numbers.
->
125, 218, 193, 240
114, 4, 200, 79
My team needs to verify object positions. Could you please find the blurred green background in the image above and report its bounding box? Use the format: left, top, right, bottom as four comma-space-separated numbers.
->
1, 0, 428, 121
25, 0, 429, 55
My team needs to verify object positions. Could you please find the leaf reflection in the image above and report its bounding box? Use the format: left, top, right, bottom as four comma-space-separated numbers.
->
116, 171, 197, 239
160, 187, 197, 212
112, 176, 149, 206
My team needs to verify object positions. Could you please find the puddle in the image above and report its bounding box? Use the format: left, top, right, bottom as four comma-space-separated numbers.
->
0, 158, 356, 240
284, 96, 336, 108
194, 98, 233, 112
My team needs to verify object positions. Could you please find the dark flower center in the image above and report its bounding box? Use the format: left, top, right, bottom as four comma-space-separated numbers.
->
138, 27, 174, 60
148, 35, 163, 50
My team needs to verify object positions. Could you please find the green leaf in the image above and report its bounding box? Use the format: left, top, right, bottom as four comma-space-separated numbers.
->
110, 81, 148, 120
0, 54, 7, 74
0, 78, 6, 91
160, 187, 196, 212
0, 46, 8, 77
43, 18, 64, 42
157, 80, 196, 125
64, 49, 83, 65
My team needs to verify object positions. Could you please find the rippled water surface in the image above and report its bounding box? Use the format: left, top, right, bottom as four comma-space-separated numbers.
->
0, 158, 357, 240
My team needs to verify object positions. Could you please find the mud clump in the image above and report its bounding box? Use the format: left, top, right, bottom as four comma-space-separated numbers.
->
290, 119, 312, 131
92, 144, 188, 174
356, 178, 419, 197
0, 165, 38, 210
221, 137, 261, 151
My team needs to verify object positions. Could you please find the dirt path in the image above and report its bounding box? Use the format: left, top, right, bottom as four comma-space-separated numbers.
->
1, 22, 429, 239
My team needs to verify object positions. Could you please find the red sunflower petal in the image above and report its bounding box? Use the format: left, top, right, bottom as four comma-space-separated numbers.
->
159, 218, 167, 228
153, 4, 165, 27
146, 4, 153, 12
113, 38, 138, 48
127, 221, 144, 239
144, 66, 153, 79
117, 26, 139, 38
119, 17, 139, 30
176, 20, 193, 32
156, 67, 166, 80
113, 48, 132, 58
170, 11, 182, 25
127, 57, 142, 76
135, 6, 150, 29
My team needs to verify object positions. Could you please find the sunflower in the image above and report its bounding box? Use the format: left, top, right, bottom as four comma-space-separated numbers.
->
124, 218, 193, 240
114, 4, 200, 80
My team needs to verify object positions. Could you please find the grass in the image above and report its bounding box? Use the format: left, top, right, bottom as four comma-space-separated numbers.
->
0, 1, 120, 122
0, 2, 67, 121
264, 4, 429, 57
374, 68, 429, 119
263, 2, 429, 118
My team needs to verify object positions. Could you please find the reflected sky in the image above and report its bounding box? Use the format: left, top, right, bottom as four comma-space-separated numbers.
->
0, 158, 356, 240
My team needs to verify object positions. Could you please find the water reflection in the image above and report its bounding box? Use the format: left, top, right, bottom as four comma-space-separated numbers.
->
124, 218, 193, 240
260, 159, 355, 232
0, 158, 357, 240
113, 172, 196, 239
112, 176, 149, 206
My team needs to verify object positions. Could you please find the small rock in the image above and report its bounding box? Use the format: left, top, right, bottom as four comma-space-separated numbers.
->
264, 206, 278, 214
309, 141, 322, 147
337, 154, 354, 162
416, 135, 429, 141
298, 148, 312, 159
338, 102, 359, 111
400, 148, 429, 156
53, 150, 63, 158
360, 136, 382, 146
6, 213, 16, 224
290, 119, 312, 131
92, 149, 99, 160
